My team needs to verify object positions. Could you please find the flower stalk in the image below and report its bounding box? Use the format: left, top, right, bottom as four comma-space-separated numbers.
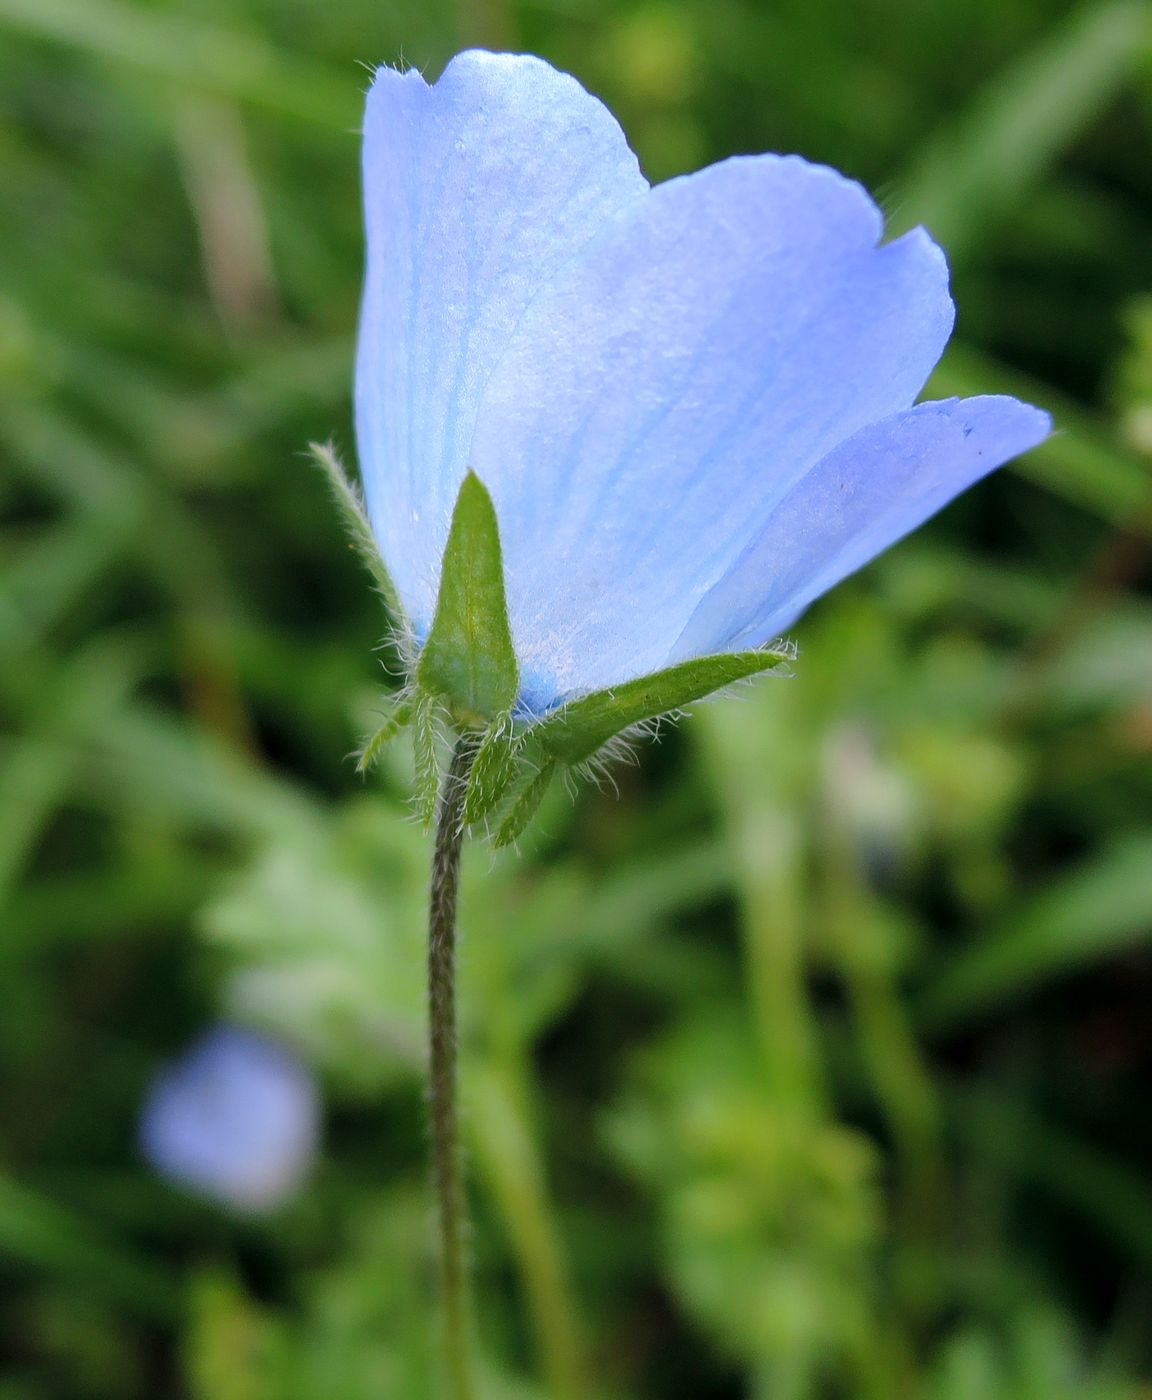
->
427, 734, 479, 1400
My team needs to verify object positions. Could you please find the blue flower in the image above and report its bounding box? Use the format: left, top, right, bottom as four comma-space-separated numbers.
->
140, 1026, 319, 1211
355, 50, 1049, 716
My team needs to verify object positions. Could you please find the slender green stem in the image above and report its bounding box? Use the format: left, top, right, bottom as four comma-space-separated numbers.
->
427, 734, 478, 1400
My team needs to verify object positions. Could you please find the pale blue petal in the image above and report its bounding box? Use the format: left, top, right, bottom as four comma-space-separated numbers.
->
670, 396, 1052, 659
355, 51, 648, 634
469, 155, 954, 707
140, 1026, 320, 1211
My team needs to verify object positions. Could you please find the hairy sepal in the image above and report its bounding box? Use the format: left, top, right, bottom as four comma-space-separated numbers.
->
462, 715, 523, 829
416, 472, 518, 727
493, 759, 557, 849
310, 442, 407, 639
412, 690, 442, 827
526, 649, 793, 767
356, 697, 412, 774
483, 649, 789, 844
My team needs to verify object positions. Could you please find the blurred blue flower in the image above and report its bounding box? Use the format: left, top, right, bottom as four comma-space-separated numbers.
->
140, 1026, 319, 1211
355, 51, 1050, 715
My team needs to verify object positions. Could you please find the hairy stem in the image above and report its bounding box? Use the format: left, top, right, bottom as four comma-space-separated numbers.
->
427, 734, 478, 1400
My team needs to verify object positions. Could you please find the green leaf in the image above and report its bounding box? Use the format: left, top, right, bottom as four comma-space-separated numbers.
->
355, 699, 412, 775
416, 472, 518, 725
494, 760, 556, 849
309, 442, 406, 630
462, 717, 522, 829
530, 649, 792, 767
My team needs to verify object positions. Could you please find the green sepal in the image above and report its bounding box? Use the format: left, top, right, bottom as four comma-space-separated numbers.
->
462, 717, 522, 829
493, 759, 557, 849
529, 649, 792, 767
309, 442, 405, 631
355, 698, 412, 775
412, 691, 441, 827
416, 472, 518, 727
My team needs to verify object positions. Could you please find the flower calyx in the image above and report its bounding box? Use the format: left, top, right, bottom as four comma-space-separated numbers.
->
344, 469, 792, 838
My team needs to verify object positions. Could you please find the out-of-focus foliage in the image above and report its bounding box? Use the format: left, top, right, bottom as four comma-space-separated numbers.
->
1, 0, 1151, 1395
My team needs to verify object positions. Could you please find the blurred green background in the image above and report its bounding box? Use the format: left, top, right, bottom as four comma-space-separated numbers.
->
3, 0, 1152, 1395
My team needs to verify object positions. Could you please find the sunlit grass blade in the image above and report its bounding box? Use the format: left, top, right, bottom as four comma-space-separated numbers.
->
895, 0, 1152, 261
0, 0, 357, 127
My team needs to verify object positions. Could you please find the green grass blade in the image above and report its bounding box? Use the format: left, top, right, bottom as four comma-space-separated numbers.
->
0, 0, 358, 127
0, 1175, 179, 1319
919, 832, 1152, 1029
934, 343, 1152, 530
896, 0, 1152, 260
